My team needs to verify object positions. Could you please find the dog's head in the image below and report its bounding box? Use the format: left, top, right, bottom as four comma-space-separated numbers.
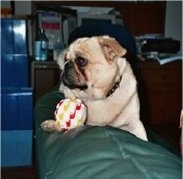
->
57, 36, 127, 99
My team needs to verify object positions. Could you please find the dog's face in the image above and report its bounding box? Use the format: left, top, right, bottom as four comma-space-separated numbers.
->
57, 36, 127, 100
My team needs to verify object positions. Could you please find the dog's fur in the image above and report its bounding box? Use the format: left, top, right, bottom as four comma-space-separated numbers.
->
41, 36, 148, 141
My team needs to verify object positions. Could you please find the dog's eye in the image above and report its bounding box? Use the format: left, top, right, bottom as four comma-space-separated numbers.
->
75, 56, 87, 67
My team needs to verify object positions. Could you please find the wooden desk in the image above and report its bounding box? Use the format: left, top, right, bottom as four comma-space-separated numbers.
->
31, 61, 60, 102
139, 60, 182, 149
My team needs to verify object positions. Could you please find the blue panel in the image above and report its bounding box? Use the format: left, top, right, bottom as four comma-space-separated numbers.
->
1, 54, 15, 87
1, 19, 14, 55
18, 88, 33, 130
1, 130, 32, 167
1, 19, 29, 87
1, 88, 33, 130
1, 19, 28, 55
1, 54, 29, 87
14, 54, 29, 86
13, 19, 28, 54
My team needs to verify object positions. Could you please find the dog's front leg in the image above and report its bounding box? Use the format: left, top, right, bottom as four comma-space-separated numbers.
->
86, 96, 148, 141
86, 99, 120, 126
86, 95, 136, 126
86, 71, 138, 125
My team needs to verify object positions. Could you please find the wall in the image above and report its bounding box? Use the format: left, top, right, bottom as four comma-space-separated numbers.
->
1, 1, 11, 8
1, 1, 32, 15
165, 1, 182, 54
14, 1, 32, 15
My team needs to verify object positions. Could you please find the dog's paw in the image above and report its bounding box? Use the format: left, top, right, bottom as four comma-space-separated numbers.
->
41, 120, 59, 132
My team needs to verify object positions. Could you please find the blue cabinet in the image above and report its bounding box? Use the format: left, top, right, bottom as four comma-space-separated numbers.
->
1, 19, 33, 167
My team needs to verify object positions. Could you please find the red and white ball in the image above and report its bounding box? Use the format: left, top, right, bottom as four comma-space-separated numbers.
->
54, 98, 87, 130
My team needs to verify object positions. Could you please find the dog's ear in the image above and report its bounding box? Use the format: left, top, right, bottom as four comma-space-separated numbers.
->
98, 36, 127, 61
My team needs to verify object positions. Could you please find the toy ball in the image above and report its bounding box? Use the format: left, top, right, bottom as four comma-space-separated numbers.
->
54, 98, 87, 130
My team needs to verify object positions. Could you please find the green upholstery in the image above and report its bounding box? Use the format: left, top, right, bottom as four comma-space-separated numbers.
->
34, 90, 181, 179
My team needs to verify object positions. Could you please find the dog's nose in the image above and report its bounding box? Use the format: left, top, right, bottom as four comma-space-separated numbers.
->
65, 61, 74, 69
61, 62, 75, 88
61, 71, 76, 89
61, 61, 88, 90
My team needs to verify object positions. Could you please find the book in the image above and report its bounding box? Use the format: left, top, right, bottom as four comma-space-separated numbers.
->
156, 53, 182, 65
138, 52, 182, 65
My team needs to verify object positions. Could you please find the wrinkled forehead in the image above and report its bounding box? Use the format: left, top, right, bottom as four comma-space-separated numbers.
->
66, 37, 100, 59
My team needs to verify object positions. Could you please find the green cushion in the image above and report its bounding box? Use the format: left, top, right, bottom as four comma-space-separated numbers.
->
34, 90, 181, 179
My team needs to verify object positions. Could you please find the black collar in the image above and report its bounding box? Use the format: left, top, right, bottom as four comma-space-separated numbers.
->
106, 76, 122, 97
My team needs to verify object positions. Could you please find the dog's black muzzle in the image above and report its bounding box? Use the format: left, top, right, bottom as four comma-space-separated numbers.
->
61, 62, 87, 90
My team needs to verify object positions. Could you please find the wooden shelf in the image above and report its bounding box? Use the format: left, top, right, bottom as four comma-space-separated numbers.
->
32, 1, 166, 35
31, 60, 60, 102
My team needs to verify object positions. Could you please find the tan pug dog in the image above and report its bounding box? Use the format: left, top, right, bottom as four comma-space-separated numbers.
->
42, 36, 148, 141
